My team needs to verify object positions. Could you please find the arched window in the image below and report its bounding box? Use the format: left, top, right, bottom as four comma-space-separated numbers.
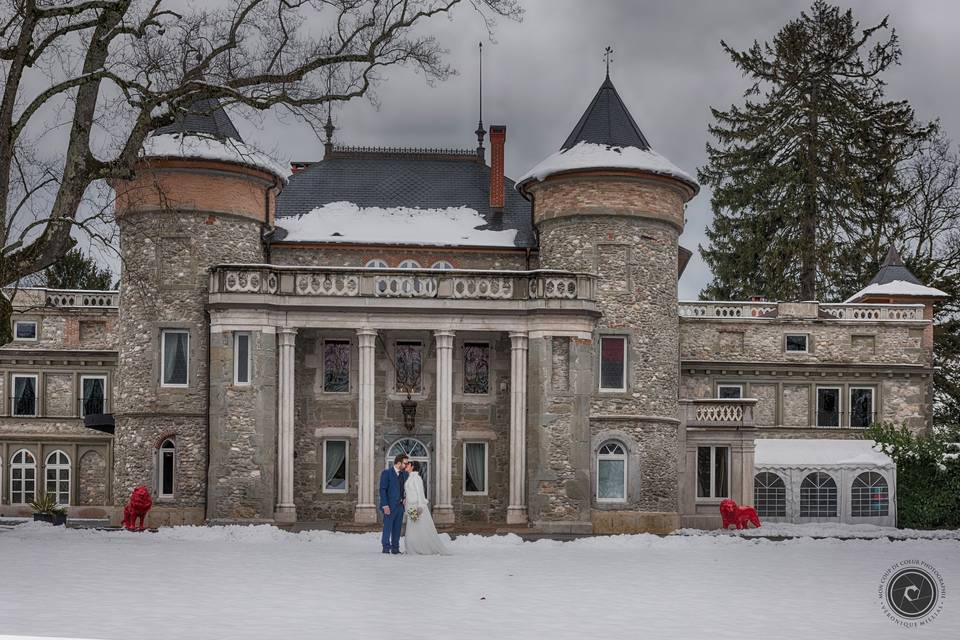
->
398, 259, 421, 269
158, 438, 176, 498
851, 471, 889, 517
11, 449, 36, 504
365, 259, 388, 268
753, 472, 786, 518
430, 260, 454, 270
387, 438, 430, 500
596, 441, 627, 502
799, 472, 837, 518
45, 450, 71, 506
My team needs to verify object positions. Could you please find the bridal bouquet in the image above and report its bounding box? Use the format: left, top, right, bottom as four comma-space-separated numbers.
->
407, 506, 421, 522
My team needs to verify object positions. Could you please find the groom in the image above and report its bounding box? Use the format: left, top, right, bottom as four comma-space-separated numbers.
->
379, 453, 409, 554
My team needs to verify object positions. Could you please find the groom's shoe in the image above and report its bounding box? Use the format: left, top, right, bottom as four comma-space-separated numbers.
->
391, 549, 401, 555
382, 548, 391, 554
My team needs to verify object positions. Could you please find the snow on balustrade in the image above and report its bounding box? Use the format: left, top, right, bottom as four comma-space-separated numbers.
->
678, 301, 777, 318
210, 266, 596, 301
819, 304, 923, 321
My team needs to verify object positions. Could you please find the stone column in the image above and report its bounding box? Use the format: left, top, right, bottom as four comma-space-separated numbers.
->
507, 331, 529, 524
275, 327, 297, 523
433, 330, 455, 524
354, 329, 379, 523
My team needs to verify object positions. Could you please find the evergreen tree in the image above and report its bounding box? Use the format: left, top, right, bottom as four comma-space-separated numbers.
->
40, 249, 113, 290
699, 1, 934, 302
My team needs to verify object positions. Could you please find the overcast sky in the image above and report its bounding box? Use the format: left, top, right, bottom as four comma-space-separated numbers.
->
241, 0, 960, 299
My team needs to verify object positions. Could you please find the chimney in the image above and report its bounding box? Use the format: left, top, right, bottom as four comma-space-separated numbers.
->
489, 125, 506, 209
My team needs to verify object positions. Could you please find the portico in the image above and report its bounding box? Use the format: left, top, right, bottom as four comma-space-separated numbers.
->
206, 265, 598, 525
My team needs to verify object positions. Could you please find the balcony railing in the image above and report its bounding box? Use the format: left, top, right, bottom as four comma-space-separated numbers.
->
679, 300, 924, 321
682, 398, 757, 428
210, 265, 597, 302
3, 397, 111, 419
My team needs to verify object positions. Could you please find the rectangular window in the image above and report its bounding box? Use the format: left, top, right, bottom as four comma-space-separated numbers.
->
161, 330, 189, 387
696, 446, 729, 499
13, 320, 37, 341
785, 334, 809, 353
323, 340, 351, 393
395, 341, 422, 393
80, 376, 107, 416
816, 387, 841, 427
12, 374, 38, 416
159, 446, 175, 498
599, 336, 627, 391
463, 343, 490, 395
463, 442, 488, 495
234, 333, 251, 385
717, 384, 743, 399
850, 387, 874, 428
323, 440, 348, 493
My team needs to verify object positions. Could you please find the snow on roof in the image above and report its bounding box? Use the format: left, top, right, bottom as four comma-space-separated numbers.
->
517, 141, 698, 190
276, 201, 518, 247
755, 439, 893, 468
141, 133, 291, 180
845, 279, 948, 302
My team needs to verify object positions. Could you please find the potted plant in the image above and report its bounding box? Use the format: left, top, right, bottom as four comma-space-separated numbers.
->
30, 492, 68, 526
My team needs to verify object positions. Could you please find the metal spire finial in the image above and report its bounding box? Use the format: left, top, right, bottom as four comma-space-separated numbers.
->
475, 41, 486, 160
604, 45, 614, 78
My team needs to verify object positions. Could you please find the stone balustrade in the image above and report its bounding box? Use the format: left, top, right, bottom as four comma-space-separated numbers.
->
211, 265, 596, 302
681, 398, 757, 428
42, 289, 119, 309
679, 300, 924, 322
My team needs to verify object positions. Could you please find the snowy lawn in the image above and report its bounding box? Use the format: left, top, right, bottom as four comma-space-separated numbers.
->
1, 523, 958, 640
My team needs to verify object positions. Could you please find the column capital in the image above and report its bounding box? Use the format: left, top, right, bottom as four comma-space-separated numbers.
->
356, 328, 379, 337
433, 329, 456, 346
278, 327, 297, 346
509, 331, 529, 348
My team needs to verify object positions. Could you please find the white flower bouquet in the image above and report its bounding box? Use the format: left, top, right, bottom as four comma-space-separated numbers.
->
407, 506, 422, 521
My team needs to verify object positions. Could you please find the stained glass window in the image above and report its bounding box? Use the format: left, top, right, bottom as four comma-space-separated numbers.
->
463, 343, 490, 394
323, 340, 351, 393
395, 341, 422, 393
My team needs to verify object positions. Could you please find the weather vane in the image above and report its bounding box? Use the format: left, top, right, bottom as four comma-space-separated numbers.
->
604, 45, 614, 77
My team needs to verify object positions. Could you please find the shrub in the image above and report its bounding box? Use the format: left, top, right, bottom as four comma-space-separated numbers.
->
866, 422, 960, 529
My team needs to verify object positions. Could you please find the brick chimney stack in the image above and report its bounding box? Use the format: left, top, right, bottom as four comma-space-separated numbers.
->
489, 125, 506, 209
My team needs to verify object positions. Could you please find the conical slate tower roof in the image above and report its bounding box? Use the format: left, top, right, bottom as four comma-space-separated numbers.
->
560, 74, 650, 151
868, 246, 922, 286
153, 97, 243, 142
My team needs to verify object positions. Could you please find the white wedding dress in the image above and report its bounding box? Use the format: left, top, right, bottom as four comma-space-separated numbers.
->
403, 472, 450, 555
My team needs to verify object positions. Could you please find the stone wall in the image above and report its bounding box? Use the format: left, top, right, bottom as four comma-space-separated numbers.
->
270, 245, 530, 270
4, 309, 118, 352
78, 449, 108, 505
292, 329, 512, 523
0, 440, 111, 511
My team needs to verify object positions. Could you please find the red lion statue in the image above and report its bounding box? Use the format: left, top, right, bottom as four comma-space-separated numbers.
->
123, 485, 153, 531
719, 498, 761, 530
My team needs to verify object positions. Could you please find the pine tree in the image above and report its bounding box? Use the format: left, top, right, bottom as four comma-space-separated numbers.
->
699, 1, 934, 302
40, 249, 113, 290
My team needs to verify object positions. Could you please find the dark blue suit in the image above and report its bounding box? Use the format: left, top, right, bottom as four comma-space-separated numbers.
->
379, 467, 408, 553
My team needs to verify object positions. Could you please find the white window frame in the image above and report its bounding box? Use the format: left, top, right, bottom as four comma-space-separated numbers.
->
598, 335, 628, 393
322, 439, 349, 494
717, 383, 743, 399
11, 373, 39, 417
848, 386, 875, 428
784, 333, 809, 353
233, 332, 252, 386
10, 448, 37, 504
816, 386, 842, 428
462, 441, 489, 496
13, 320, 38, 341
431, 260, 454, 270
160, 330, 190, 388
696, 445, 730, 501
158, 438, 176, 499
45, 450, 71, 506
364, 259, 388, 268
596, 441, 628, 503
80, 375, 108, 417
398, 259, 421, 269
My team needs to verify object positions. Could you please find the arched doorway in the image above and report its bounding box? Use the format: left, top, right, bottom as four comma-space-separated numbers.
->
386, 437, 430, 501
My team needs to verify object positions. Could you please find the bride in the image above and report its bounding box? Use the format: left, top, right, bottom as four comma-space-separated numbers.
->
403, 461, 450, 555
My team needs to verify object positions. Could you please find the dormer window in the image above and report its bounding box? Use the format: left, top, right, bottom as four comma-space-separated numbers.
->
398, 259, 421, 269
365, 259, 388, 268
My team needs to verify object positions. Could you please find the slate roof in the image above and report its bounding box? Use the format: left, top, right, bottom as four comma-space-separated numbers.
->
275, 151, 536, 248
560, 74, 651, 151
153, 98, 243, 142
869, 245, 922, 286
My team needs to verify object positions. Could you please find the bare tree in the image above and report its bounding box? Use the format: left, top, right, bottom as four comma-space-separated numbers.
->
0, 0, 522, 342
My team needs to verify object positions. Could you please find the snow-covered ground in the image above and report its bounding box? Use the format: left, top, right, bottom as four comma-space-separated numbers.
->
1, 522, 958, 640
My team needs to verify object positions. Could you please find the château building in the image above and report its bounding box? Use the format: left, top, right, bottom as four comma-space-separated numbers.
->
0, 73, 946, 532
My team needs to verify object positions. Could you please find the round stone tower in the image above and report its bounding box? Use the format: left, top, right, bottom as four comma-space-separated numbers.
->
110, 99, 286, 525
517, 73, 698, 533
